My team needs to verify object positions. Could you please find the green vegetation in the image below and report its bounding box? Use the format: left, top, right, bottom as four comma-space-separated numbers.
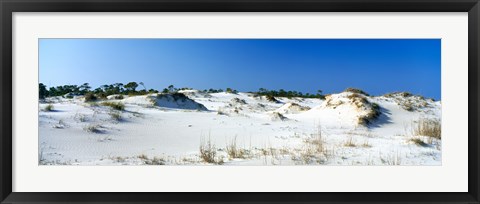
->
256, 88, 325, 99
101, 102, 125, 111
43, 104, 54, 112
84, 92, 97, 102
344, 87, 370, 96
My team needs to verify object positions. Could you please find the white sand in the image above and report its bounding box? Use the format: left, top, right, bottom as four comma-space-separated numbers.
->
39, 91, 441, 165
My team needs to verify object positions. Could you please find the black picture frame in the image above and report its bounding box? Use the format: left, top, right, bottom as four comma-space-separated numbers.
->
1, 0, 479, 203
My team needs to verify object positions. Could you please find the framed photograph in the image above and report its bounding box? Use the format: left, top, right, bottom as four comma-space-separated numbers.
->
1, 0, 479, 203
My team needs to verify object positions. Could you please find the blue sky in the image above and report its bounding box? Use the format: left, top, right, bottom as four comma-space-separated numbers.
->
39, 39, 441, 99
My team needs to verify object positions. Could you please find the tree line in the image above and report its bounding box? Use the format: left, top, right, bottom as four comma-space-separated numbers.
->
39, 82, 324, 99
256, 88, 325, 99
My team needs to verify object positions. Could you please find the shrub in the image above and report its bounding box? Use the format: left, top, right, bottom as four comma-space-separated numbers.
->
84, 93, 97, 102
344, 87, 369, 96
101, 102, 125, 111
112, 95, 124, 100
266, 95, 278, 102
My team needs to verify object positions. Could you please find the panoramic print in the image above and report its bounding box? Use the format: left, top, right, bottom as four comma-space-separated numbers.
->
39, 39, 441, 165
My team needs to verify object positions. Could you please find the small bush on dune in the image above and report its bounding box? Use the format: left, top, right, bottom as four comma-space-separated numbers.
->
101, 102, 125, 111
384, 92, 413, 98
344, 87, 369, 96
111, 95, 124, 100
266, 95, 278, 103
43, 104, 54, 112
97, 92, 108, 99
84, 93, 97, 102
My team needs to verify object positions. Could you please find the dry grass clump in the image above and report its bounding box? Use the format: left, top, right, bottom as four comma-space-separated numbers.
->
147, 157, 166, 165
409, 137, 428, 147
138, 154, 166, 165
138, 154, 148, 160
101, 101, 125, 111
270, 112, 288, 121
412, 118, 441, 139
74, 113, 87, 122
343, 136, 357, 147
324, 96, 344, 108
384, 92, 429, 111
108, 110, 122, 122
83, 124, 103, 133
380, 152, 402, 165
113, 156, 126, 163
231, 97, 247, 105
384, 92, 413, 98
52, 119, 67, 129
43, 104, 54, 112
346, 93, 381, 125
358, 105, 381, 125
344, 87, 370, 96
361, 140, 372, 148
226, 136, 249, 159
294, 125, 330, 164
199, 137, 222, 164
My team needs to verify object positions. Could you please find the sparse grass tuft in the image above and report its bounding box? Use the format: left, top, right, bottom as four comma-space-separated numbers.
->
361, 140, 372, 148
114, 156, 126, 163
199, 136, 220, 164
43, 104, 54, 112
380, 152, 402, 165
344, 136, 356, 147
108, 110, 122, 121
296, 124, 329, 164
101, 101, 125, 111
409, 137, 428, 147
74, 113, 87, 122
226, 136, 249, 159
138, 154, 148, 160
344, 87, 370, 96
83, 124, 102, 133
412, 118, 441, 139
52, 119, 67, 129
139, 155, 166, 165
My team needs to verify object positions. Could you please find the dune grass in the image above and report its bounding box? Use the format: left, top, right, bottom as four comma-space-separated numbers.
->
101, 101, 125, 111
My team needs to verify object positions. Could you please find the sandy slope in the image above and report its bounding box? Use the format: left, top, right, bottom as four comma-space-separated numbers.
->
39, 91, 441, 165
